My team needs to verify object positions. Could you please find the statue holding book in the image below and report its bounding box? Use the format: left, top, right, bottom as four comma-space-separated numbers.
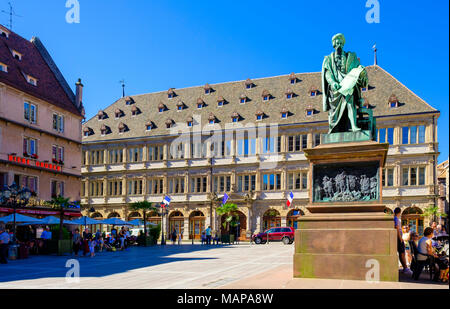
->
322, 33, 369, 134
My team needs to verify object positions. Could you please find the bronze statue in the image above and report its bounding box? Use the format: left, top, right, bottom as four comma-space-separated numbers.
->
322, 33, 368, 134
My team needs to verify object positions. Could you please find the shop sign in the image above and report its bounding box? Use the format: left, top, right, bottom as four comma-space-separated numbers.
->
8, 155, 61, 172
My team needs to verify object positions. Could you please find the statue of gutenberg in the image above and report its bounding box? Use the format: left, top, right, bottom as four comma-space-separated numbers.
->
322, 33, 368, 134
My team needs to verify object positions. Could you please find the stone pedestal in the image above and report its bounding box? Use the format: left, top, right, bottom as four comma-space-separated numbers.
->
293, 140, 399, 282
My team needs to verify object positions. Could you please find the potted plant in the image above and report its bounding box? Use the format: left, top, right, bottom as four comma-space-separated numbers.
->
130, 201, 157, 246
52, 158, 58, 164
216, 203, 239, 244
31, 154, 38, 159
23, 152, 29, 157
59, 160, 64, 165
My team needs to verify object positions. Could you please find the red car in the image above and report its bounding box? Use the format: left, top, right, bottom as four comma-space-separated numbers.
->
252, 227, 295, 245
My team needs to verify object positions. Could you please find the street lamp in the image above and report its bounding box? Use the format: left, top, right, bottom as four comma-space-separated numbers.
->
0, 182, 31, 246
158, 203, 169, 245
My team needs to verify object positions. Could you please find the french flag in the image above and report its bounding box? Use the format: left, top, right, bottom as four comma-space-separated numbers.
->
286, 191, 294, 208
163, 196, 171, 206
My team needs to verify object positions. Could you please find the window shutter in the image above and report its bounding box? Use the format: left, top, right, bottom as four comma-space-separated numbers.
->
52, 145, 57, 160
23, 138, 27, 154
31, 105, 36, 123
60, 116, 64, 133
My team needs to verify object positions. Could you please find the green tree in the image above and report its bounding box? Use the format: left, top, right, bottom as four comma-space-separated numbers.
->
130, 201, 156, 243
46, 195, 70, 241
421, 204, 447, 223
216, 203, 239, 234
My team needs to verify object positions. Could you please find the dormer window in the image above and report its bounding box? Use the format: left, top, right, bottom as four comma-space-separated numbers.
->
289, 73, 297, 84
158, 102, 166, 113
131, 105, 140, 116
168, 88, 175, 99
306, 105, 314, 117
187, 117, 193, 127
231, 112, 240, 123
26, 75, 38, 86
285, 89, 294, 99
208, 113, 216, 125
204, 84, 212, 95
166, 119, 174, 129
115, 109, 123, 119
118, 122, 127, 133
12, 50, 22, 61
310, 87, 319, 97
97, 110, 106, 120
176, 101, 185, 111
83, 127, 92, 137
0, 28, 9, 38
245, 78, 254, 89
281, 108, 289, 119
145, 121, 154, 131
262, 90, 270, 101
100, 124, 109, 136
125, 96, 134, 105
197, 98, 205, 109
240, 94, 247, 104
389, 94, 399, 108
217, 96, 225, 107
255, 111, 264, 121
0, 62, 7, 73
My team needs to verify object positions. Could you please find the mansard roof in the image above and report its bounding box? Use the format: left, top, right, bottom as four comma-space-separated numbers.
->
82, 65, 438, 142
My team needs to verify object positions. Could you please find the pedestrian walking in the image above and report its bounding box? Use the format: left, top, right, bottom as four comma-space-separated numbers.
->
89, 237, 96, 258
72, 229, 81, 257
394, 207, 413, 276
0, 225, 10, 264
171, 228, 177, 245
205, 226, 212, 245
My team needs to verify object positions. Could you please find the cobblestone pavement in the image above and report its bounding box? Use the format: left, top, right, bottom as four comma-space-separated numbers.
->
0, 243, 447, 289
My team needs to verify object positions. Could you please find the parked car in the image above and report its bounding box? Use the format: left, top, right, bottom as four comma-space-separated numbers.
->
252, 227, 295, 245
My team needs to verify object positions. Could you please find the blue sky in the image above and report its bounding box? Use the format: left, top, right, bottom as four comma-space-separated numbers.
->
4, 0, 449, 161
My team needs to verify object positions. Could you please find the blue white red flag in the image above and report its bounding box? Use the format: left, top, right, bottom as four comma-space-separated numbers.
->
222, 193, 229, 206
286, 191, 294, 208
163, 196, 171, 205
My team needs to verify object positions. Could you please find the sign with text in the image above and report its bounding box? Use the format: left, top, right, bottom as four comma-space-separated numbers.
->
8, 155, 62, 172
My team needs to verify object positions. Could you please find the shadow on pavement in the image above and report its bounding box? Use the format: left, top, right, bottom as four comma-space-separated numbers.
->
0, 244, 232, 283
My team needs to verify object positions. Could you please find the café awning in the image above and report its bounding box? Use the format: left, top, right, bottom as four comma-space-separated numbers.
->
102, 218, 133, 226
0, 213, 44, 224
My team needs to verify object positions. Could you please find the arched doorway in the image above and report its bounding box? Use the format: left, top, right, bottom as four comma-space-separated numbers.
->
263, 209, 281, 230
189, 210, 205, 240
90, 212, 104, 234
169, 211, 184, 236
384, 207, 393, 215
220, 210, 247, 240
402, 207, 424, 235
128, 212, 141, 221
108, 212, 120, 218
287, 209, 305, 229
147, 210, 161, 226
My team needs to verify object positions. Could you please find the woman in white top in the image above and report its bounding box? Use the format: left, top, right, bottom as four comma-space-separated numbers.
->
414, 227, 438, 280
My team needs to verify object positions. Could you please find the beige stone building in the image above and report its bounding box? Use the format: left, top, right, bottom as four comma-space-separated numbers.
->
81, 65, 440, 238
0, 25, 84, 205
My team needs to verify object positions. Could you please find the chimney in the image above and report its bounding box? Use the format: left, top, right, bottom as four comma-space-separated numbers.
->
75, 78, 84, 109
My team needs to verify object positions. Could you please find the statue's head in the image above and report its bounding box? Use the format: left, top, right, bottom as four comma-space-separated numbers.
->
332, 33, 345, 51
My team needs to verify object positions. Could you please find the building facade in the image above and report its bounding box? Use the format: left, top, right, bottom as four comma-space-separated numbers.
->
437, 159, 449, 227
0, 25, 84, 204
81, 65, 440, 238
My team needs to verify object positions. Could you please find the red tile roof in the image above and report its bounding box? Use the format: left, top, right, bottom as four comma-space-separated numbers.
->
0, 25, 81, 116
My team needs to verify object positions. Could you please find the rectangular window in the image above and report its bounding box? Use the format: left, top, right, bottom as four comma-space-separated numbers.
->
402, 168, 409, 186
168, 178, 185, 194
262, 137, 276, 154
52, 114, 64, 133
109, 149, 123, 164
52, 180, 65, 198
383, 168, 394, 187
108, 180, 122, 196
379, 128, 386, 143
418, 167, 425, 185
237, 175, 255, 192
148, 146, 164, 161
128, 147, 143, 162
262, 173, 281, 191
314, 134, 321, 147
402, 127, 409, 144
128, 179, 143, 195
23, 137, 38, 156
410, 126, 417, 144
24, 102, 37, 123
387, 128, 394, 145
410, 167, 417, 186
418, 126, 426, 143
190, 177, 207, 193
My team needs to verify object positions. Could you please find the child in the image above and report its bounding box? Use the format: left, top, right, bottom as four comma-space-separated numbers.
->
89, 238, 96, 257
